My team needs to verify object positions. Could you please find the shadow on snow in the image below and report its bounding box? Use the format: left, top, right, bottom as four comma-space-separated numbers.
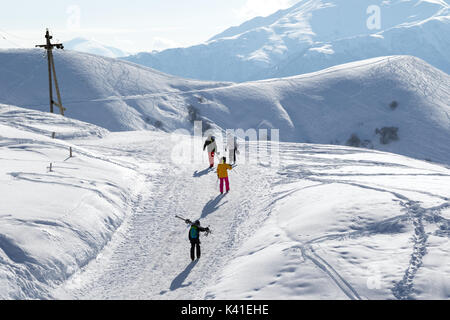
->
201, 194, 227, 219
169, 260, 199, 291
193, 167, 213, 178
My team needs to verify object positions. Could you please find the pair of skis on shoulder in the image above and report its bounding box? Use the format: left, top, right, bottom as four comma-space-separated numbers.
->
175, 215, 212, 236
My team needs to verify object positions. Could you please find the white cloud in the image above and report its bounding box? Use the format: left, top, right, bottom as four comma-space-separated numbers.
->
236, 0, 298, 20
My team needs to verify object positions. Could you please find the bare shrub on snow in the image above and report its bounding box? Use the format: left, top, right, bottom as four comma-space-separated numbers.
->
346, 133, 361, 147
376, 127, 399, 144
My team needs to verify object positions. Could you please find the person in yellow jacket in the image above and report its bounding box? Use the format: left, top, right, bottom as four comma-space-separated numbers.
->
217, 157, 232, 194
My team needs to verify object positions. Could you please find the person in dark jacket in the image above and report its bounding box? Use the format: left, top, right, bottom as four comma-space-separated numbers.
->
225, 135, 239, 165
185, 219, 210, 261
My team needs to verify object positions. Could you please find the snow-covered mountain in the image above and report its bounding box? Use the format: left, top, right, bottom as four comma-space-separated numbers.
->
123, 0, 450, 82
0, 49, 449, 165
0, 106, 449, 299
0, 49, 231, 132
64, 37, 130, 58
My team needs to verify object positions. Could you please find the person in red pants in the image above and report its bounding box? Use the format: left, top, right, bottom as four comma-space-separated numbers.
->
217, 157, 232, 194
203, 135, 217, 168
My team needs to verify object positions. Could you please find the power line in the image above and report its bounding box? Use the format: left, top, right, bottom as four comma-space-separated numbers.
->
0, 30, 25, 48
0, 28, 35, 42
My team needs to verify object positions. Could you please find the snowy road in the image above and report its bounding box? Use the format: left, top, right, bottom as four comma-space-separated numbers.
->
54, 132, 273, 299
51, 132, 450, 300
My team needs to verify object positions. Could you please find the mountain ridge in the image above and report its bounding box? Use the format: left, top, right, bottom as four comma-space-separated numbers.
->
64, 37, 130, 58
124, 0, 450, 82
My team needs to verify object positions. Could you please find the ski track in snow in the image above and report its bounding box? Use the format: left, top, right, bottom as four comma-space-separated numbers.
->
52, 137, 449, 300
276, 145, 449, 300
292, 199, 449, 300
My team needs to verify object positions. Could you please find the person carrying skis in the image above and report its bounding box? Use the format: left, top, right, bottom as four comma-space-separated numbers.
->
203, 135, 217, 168
226, 135, 239, 165
185, 219, 210, 261
217, 157, 232, 194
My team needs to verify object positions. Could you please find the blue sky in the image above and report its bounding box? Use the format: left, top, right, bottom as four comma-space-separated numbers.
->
0, 0, 298, 52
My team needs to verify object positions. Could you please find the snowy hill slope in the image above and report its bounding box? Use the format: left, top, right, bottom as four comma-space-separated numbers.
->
0, 107, 448, 299
0, 50, 449, 165
0, 104, 109, 140
0, 49, 231, 132
124, 0, 450, 82
206, 143, 450, 300
186, 56, 450, 165
64, 38, 130, 59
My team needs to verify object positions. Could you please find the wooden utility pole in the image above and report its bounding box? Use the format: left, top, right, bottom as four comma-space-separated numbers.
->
36, 29, 66, 116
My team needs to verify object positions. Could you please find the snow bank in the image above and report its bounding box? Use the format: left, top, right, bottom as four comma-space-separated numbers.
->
0, 104, 109, 140
0, 107, 139, 299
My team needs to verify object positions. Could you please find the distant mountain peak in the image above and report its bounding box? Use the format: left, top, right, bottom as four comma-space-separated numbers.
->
211, 0, 449, 42
64, 37, 130, 58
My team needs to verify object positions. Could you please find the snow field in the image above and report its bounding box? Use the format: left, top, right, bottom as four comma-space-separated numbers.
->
54, 132, 449, 300
206, 144, 450, 300
0, 106, 448, 300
